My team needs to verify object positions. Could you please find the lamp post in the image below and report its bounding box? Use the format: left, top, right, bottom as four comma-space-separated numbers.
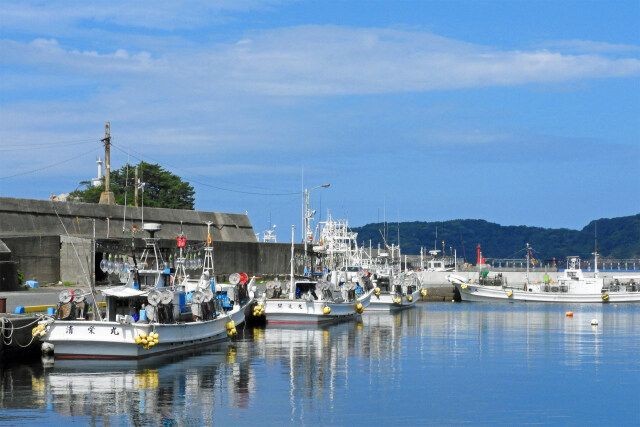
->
303, 183, 330, 275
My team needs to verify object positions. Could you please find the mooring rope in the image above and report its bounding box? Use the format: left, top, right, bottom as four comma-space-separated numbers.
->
1, 315, 52, 348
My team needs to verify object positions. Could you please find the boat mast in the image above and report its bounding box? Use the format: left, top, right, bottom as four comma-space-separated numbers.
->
593, 221, 599, 277
289, 225, 296, 299
203, 221, 214, 276
526, 243, 530, 281
174, 221, 187, 284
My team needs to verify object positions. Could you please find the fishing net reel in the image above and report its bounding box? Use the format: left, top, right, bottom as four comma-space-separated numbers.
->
316, 280, 334, 301
145, 290, 175, 323
265, 281, 282, 299
342, 282, 357, 302
55, 289, 89, 320
190, 289, 216, 320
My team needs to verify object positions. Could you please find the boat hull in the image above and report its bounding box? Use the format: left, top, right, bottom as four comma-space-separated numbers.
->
366, 288, 421, 311
264, 290, 373, 324
42, 304, 248, 360
455, 283, 640, 303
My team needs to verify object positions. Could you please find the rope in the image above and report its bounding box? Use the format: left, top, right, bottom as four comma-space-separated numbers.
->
1, 315, 53, 348
50, 200, 103, 321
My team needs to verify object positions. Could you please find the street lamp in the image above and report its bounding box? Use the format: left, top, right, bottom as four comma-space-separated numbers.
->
303, 183, 330, 275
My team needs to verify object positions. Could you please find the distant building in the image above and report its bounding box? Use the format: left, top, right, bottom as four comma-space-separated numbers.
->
91, 157, 104, 187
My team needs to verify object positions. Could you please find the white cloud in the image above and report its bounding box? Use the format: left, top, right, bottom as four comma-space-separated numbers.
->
1, 38, 157, 75
0, 1, 289, 32
4, 26, 639, 99
541, 39, 640, 54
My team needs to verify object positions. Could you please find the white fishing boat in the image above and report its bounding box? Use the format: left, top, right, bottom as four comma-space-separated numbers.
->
36, 222, 253, 360
259, 225, 374, 325
261, 278, 374, 325
448, 252, 640, 303
311, 214, 424, 312
368, 272, 423, 311
422, 249, 456, 272
364, 240, 425, 311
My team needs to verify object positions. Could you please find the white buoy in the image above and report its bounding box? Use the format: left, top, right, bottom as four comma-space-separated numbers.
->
590, 318, 599, 326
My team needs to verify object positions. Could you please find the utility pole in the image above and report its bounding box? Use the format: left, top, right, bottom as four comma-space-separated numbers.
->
99, 122, 116, 205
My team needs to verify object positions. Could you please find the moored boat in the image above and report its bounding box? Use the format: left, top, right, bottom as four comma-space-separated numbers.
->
448, 252, 640, 303
36, 222, 253, 360
368, 272, 423, 311
259, 225, 374, 325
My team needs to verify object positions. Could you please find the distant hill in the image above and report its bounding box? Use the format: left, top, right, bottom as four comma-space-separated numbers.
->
352, 214, 640, 261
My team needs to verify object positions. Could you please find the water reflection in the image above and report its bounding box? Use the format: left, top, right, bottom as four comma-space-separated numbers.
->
1, 343, 251, 425
416, 303, 640, 373
1, 304, 639, 425
237, 322, 360, 419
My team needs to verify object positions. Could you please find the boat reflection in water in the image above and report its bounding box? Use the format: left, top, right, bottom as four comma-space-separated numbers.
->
5, 304, 638, 425
27, 342, 254, 424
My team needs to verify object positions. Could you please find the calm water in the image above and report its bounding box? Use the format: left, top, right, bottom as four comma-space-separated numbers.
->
1, 303, 639, 426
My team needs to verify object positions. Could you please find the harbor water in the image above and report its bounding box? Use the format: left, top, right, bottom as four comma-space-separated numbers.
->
1, 303, 639, 426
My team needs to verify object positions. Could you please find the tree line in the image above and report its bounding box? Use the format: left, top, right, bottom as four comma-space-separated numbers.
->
70, 161, 195, 210
353, 214, 640, 260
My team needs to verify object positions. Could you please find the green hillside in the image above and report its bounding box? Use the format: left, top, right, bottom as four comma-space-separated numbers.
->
352, 214, 640, 261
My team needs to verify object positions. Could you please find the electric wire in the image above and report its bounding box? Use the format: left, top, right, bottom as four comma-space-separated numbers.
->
0, 138, 98, 151
109, 141, 300, 196
0, 147, 97, 180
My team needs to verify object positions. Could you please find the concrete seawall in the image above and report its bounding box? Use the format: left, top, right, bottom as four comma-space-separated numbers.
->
0, 197, 256, 242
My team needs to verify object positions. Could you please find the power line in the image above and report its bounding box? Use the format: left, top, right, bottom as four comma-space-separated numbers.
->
0, 138, 98, 151
0, 147, 97, 180
110, 141, 301, 196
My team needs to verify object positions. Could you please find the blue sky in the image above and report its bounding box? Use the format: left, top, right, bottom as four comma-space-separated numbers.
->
1, 0, 639, 241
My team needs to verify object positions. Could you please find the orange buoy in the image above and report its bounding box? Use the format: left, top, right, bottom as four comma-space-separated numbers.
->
566, 311, 573, 317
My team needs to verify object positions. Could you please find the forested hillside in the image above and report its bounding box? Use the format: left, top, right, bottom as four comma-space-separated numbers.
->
352, 214, 640, 261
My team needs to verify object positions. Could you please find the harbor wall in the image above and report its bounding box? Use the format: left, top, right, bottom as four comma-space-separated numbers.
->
0, 240, 19, 291
0, 236, 60, 286
0, 197, 262, 289
0, 197, 256, 243
1, 234, 309, 287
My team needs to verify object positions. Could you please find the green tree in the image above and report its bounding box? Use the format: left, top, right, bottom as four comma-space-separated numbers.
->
71, 162, 195, 210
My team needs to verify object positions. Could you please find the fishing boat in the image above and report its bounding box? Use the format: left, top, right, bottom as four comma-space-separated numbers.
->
368, 271, 423, 311
448, 252, 640, 303
422, 249, 456, 272
312, 214, 423, 312
36, 222, 253, 360
259, 225, 374, 325
362, 239, 425, 311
